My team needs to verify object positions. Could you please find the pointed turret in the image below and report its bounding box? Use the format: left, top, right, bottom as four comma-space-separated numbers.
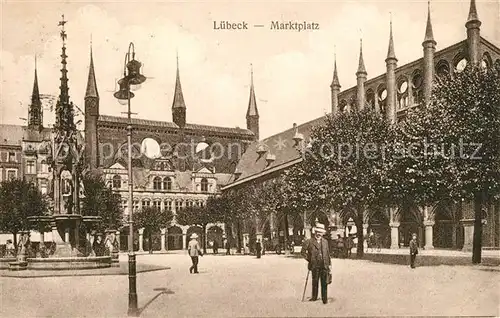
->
246, 64, 259, 140
172, 52, 187, 128
85, 45, 99, 99
84, 43, 100, 169
423, 1, 436, 45
28, 57, 43, 130
466, 0, 482, 65
422, 2, 436, 107
386, 17, 397, 62
330, 51, 341, 115
386, 16, 398, 123
356, 39, 367, 75
356, 39, 367, 111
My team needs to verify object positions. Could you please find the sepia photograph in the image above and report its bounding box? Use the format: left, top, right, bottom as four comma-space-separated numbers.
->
0, 0, 499, 317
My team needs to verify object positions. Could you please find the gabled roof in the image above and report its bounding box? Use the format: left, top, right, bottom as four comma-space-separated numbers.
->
229, 115, 326, 185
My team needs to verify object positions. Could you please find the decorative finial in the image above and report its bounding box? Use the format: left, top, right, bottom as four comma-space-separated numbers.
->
58, 14, 68, 46
250, 63, 254, 86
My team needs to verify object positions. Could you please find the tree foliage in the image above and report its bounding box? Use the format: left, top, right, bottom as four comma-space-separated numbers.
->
134, 206, 174, 236
81, 173, 123, 232
0, 179, 48, 246
283, 109, 397, 257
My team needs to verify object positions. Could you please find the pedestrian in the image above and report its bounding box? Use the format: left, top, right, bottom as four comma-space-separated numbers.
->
225, 239, 230, 255
409, 233, 418, 269
300, 223, 332, 304
256, 239, 262, 259
188, 233, 203, 274
5, 239, 15, 257
213, 240, 218, 255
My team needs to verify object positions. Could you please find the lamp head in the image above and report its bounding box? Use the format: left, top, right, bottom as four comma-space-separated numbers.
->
113, 78, 134, 105
126, 58, 147, 87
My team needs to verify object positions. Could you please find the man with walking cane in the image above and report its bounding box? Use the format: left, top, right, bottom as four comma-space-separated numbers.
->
301, 223, 332, 304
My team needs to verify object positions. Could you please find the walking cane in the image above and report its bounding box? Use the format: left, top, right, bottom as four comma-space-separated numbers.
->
301, 270, 310, 302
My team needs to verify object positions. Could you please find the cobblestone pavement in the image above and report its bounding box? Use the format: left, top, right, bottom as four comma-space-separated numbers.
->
1, 253, 498, 317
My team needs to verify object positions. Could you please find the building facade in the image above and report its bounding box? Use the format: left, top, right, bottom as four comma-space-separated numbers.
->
222, 0, 500, 251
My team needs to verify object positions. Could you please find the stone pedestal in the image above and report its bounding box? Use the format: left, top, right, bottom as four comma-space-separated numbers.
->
390, 222, 400, 249
160, 228, 167, 252
424, 221, 435, 250
138, 228, 144, 252
461, 219, 474, 252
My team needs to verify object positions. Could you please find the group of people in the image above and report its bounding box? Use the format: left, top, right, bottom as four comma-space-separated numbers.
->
185, 225, 419, 304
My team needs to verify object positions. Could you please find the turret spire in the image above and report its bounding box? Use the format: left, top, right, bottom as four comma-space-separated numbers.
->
54, 14, 75, 131
172, 51, 186, 109
386, 14, 397, 61
28, 56, 43, 129
423, 1, 436, 44
331, 49, 341, 88
85, 43, 99, 98
246, 63, 259, 140
467, 0, 479, 23
356, 39, 367, 75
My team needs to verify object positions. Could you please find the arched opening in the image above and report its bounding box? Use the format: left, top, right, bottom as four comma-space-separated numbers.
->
454, 54, 468, 73
377, 85, 387, 115
397, 77, 409, 109
436, 59, 451, 78
201, 178, 208, 192
141, 138, 161, 159
367, 208, 390, 248
167, 226, 183, 250
153, 176, 162, 190
365, 88, 375, 111
207, 225, 224, 253
482, 52, 493, 69
399, 204, 422, 247
433, 205, 455, 249
411, 69, 423, 105
339, 99, 348, 112
163, 177, 172, 191
112, 175, 122, 189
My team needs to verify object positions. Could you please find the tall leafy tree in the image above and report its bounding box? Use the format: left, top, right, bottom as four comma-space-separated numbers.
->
421, 62, 500, 263
0, 179, 48, 247
81, 173, 123, 232
134, 206, 174, 253
283, 109, 397, 257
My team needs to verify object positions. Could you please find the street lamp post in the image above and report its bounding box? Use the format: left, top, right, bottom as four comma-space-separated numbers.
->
113, 42, 147, 317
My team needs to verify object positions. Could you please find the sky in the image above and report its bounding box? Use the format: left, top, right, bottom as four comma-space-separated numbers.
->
1, 0, 499, 139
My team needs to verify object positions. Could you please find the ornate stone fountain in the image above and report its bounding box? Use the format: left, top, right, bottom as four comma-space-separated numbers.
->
9, 15, 111, 270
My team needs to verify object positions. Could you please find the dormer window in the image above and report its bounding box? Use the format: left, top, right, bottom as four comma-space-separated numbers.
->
265, 153, 276, 166
112, 175, 122, 189
153, 176, 162, 190
256, 144, 267, 156
292, 123, 304, 146
234, 169, 242, 180
163, 177, 172, 191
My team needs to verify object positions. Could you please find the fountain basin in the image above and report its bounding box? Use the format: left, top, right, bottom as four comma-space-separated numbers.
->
27, 256, 112, 270
0, 258, 17, 270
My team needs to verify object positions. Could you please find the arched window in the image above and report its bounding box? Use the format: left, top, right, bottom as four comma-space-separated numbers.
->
365, 89, 375, 111
153, 176, 162, 190
377, 85, 387, 114
397, 77, 409, 109
40, 160, 48, 173
163, 177, 172, 191
436, 60, 451, 78
112, 175, 122, 189
201, 178, 208, 192
339, 99, 348, 112
411, 70, 423, 105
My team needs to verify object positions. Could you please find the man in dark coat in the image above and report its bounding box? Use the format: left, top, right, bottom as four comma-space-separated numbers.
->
301, 223, 332, 304
409, 233, 418, 268
255, 239, 262, 259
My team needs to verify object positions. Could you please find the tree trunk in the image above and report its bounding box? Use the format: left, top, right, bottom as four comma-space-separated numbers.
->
202, 224, 207, 255
472, 191, 483, 264
283, 212, 289, 251
12, 231, 18, 251
356, 213, 364, 258
149, 233, 153, 254
236, 220, 242, 253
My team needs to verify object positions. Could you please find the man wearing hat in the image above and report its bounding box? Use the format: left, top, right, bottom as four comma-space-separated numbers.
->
409, 233, 418, 269
301, 223, 332, 304
188, 233, 203, 274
